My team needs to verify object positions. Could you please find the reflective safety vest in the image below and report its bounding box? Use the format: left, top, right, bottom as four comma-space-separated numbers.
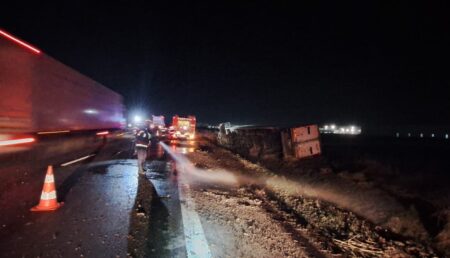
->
135, 130, 151, 148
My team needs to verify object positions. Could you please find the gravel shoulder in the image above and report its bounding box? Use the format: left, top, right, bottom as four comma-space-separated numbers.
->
185, 138, 439, 257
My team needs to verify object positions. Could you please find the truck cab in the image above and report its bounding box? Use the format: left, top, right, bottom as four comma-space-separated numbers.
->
150, 115, 167, 138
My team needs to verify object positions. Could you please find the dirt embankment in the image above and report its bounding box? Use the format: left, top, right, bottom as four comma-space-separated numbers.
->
187, 137, 440, 257
193, 187, 324, 258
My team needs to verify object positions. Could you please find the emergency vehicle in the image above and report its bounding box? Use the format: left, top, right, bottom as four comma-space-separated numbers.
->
170, 115, 196, 140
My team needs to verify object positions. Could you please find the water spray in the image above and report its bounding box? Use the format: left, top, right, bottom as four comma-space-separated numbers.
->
159, 142, 240, 186
159, 142, 409, 228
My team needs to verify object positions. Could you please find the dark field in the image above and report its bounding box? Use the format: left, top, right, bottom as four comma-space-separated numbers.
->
321, 134, 450, 254
322, 135, 450, 202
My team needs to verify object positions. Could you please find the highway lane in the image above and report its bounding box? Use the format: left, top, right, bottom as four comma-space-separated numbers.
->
144, 159, 187, 257
144, 143, 213, 258
0, 133, 137, 256
0, 133, 212, 257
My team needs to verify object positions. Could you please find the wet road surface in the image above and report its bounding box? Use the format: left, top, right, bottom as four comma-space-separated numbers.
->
0, 135, 207, 257
145, 160, 186, 257
1, 160, 139, 257
144, 142, 211, 258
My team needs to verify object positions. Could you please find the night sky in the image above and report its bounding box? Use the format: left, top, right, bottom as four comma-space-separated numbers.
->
2, 1, 449, 127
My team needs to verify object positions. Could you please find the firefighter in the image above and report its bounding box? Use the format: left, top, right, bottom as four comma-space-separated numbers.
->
135, 126, 151, 175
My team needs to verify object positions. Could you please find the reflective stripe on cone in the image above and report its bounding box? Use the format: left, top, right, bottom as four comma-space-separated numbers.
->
44, 174, 55, 183
40, 191, 57, 200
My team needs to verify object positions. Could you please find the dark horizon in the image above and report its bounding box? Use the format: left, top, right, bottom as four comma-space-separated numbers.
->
2, 1, 449, 127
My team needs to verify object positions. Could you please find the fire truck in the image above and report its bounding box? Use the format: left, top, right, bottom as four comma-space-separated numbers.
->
169, 115, 196, 140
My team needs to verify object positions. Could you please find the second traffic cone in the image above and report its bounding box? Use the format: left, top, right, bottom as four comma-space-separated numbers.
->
31, 165, 63, 212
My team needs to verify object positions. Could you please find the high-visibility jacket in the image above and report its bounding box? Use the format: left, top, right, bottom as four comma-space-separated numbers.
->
135, 130, 151, 149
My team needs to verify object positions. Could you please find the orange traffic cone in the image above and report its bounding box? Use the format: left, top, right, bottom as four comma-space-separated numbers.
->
31, 166, 63, 211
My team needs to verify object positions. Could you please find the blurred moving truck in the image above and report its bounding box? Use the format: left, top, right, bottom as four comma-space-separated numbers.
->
170, 115, 196, 140
0, 29, 125, 147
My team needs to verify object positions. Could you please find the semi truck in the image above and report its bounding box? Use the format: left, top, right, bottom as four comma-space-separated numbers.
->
170, 115, 196, 140
0, 29, 125, 147
152, 115, 165, 128
150, 115, 167, 138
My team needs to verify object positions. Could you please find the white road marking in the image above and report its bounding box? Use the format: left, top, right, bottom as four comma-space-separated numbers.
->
60, 154, 96, 167
158, 141, 212, 257
178, 179, 212, 258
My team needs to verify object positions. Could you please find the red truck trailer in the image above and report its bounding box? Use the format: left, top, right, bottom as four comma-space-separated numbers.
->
0, 29, 125, 146
170, 115, 196, 140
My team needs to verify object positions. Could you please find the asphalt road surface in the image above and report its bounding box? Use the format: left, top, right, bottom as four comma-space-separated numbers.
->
0, 134, 215, 258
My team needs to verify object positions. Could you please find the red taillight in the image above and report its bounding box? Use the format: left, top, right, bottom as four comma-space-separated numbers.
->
0, 137, 35, 146
96, 131, 109, 136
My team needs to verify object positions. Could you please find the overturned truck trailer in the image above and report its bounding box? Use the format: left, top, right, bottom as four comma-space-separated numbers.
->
218, 124, 321, 162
